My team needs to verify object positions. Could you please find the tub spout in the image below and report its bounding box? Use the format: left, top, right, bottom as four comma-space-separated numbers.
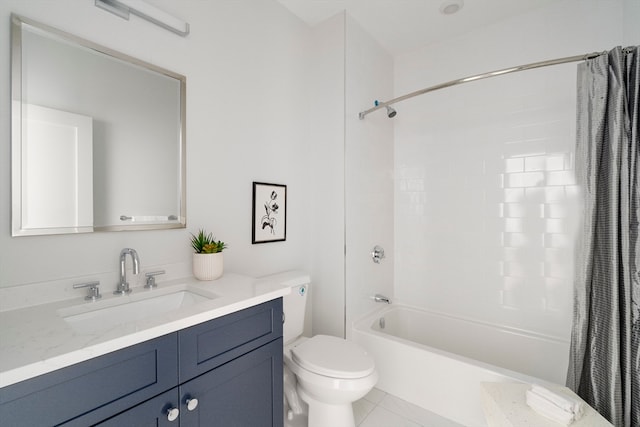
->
373, 294, 391, 304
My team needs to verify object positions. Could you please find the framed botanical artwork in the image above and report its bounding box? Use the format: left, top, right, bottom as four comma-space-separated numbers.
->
252, 182, 287, 244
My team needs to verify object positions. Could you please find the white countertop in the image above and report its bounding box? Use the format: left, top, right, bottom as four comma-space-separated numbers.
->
0, 272, 301, 389
481, 382, 613, 427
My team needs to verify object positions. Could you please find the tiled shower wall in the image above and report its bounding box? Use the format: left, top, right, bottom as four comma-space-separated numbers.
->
393, 0, 626, 339
394, 70, 579, 337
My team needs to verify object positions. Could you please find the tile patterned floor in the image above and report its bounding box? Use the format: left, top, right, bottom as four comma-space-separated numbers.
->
354, 388, 465, 427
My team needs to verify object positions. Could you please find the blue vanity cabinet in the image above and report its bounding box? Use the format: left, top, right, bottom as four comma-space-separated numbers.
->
0, 298, 284, 427
97, 338, 283, 427
0, 333, 178, 427
101, 339, 284, 427
98, 298, 284, 426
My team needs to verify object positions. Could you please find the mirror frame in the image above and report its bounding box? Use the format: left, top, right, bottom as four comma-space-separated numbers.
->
11, 14, 187, 236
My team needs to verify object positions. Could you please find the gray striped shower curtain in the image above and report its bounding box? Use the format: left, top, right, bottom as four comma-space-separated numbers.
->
567, 46, 639, 427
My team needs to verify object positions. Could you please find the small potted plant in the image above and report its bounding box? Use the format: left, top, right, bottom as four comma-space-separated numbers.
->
190, 229, 227, 280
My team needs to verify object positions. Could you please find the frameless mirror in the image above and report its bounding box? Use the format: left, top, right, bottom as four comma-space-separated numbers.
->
11, 14, 186, 236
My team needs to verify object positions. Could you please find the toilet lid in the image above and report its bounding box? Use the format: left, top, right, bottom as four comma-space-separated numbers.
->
291, 335, 375, 379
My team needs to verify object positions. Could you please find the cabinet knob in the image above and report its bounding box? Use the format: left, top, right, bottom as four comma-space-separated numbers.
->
166, 407, 180, 421
186, 397, 199, 411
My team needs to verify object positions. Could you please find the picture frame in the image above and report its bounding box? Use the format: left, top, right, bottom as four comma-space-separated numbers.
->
252, 182, 287, 244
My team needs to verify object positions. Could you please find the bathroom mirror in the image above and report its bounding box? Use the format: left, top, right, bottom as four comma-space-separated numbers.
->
11, 14, 186, 236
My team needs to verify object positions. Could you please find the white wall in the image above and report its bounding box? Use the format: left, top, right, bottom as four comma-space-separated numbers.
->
345, 15, 394, 336
624, 0, 640, 45
307, 13, 346, 338
393, 0, 625, 339
0, 0, 313, 290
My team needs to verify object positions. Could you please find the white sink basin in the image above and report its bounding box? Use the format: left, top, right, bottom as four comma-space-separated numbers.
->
60, 288, 216, 334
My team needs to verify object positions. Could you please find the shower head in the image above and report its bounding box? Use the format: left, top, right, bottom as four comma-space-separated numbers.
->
374, 100, 397, 118
386, 105, 397, 118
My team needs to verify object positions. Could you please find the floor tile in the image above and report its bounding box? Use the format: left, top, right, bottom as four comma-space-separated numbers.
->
354, 398, 375, 426
378, 394, 465, 427
359, 406, 422, 427
363, 388, 387, 405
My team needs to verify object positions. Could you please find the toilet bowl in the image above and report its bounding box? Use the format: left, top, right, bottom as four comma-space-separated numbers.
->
284, 335, 378, 427
278, 277, 378, 427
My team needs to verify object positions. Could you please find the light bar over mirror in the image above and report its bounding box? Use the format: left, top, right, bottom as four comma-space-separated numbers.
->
95, 0, 190, 37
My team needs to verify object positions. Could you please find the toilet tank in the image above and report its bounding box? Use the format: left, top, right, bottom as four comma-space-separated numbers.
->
283, 283, 308, 344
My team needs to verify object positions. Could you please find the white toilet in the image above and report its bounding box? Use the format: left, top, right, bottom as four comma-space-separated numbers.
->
283, 282, 378, 427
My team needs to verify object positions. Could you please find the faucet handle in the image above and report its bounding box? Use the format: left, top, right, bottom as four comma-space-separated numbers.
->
144, 270, 166, 289
371, 245, 385, 264
74, 281, 102, 301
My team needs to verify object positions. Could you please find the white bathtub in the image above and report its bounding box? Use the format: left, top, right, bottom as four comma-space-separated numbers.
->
352, 305, 570, 427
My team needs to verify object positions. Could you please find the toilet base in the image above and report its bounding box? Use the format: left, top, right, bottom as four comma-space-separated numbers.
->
298, 386, 356, 427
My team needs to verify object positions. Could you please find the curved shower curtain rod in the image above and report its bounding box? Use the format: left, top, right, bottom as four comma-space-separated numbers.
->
358, 51, 605, 120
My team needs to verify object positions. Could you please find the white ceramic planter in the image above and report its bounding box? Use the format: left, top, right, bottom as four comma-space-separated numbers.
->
193, 253, 224, 281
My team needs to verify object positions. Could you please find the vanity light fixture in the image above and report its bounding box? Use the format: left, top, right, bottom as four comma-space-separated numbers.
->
95, 0, 190, 36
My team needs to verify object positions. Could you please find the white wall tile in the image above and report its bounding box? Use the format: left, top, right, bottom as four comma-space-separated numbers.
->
393, 0, 624, 339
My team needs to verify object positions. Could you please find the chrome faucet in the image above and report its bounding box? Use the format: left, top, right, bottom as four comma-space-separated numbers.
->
114, 248, 140, 295
373, 294, 391, 304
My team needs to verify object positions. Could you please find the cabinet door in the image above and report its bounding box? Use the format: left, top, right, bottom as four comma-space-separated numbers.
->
180, 338, 283, 427
95, 388, 179, 427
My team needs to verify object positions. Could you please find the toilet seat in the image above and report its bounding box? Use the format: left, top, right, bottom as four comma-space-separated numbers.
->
290, 335, 375, 379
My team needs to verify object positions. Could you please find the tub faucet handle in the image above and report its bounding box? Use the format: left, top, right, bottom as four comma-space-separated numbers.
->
371, 245, 385, 263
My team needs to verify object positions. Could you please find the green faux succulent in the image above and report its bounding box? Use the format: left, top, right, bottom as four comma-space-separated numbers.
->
190, 229, 228, 254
